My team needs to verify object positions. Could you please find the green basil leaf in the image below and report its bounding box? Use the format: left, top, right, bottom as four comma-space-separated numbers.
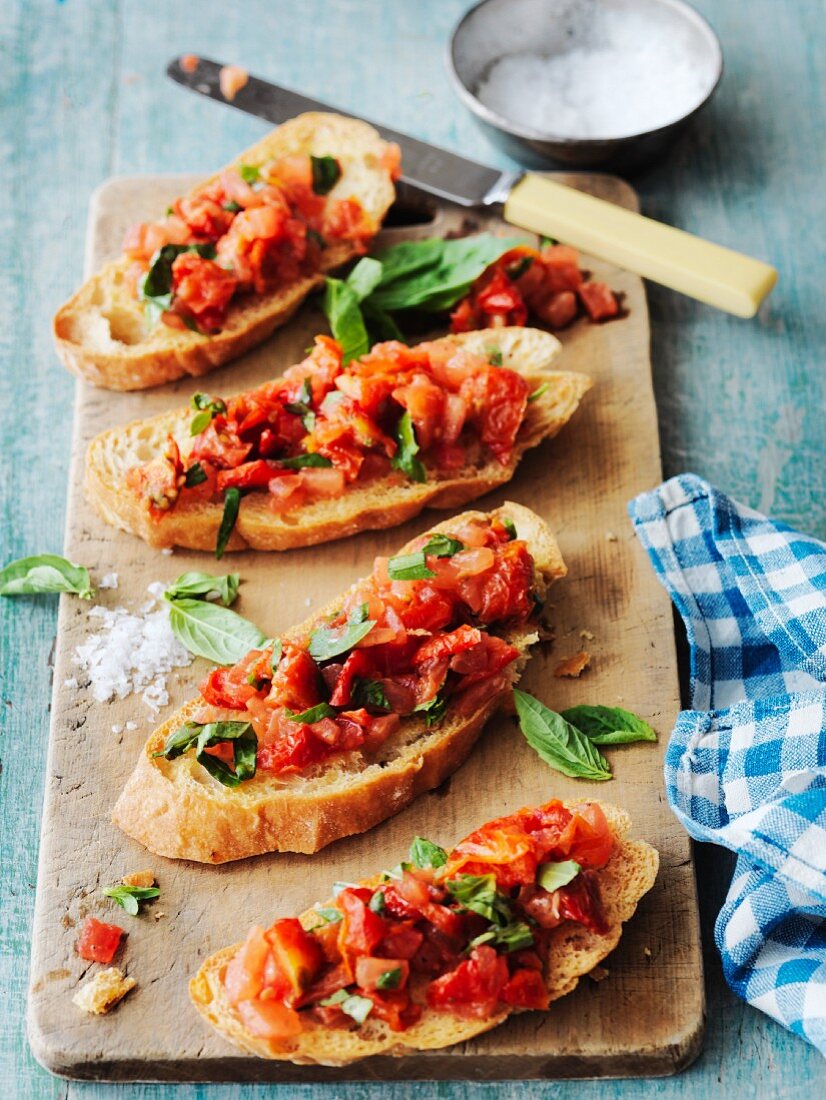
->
540, 235, 557, 248
270, 638, 283, 671
154, 720, 202, 760
190, 409, 213, 436
362, 300, 405, 344
284, 378, 316, 432
340, 993, 373, 1024
103, 885, 160, 916
190, 392, 226, 437
0, 554, 94, 599
422, 534, 464, 558
408, 836, 448, 870
445, 873, 512, 927
286, 701, 337, 724
391, 411, 427, 483
307, 227, 326, 249
470, 920, 534, 953
369, 235, 525, 313
331, 881, 358, 897
323, 276, 369, 365
506, 254, 533, 280
166, 597, 267, 665
216, 488, 241, 560
308, 607, 376, 662
527, 381, 549, 403
310, 155, 341, 195
223, 200, 242, 213
238, 164, 260, 184
308, 906, 343, 928
486, 345, 503, 366
376, 966, 403, 990
560, 705, 658, 746
387, 550, 435, 581
155, 720, 256, 787
164, 571, 240, 607
501, 517, 517, 540
368, 889, 386, 914
536, 859, 581, 893
352, 678, 390, 711
346, 256, 383, 302
277, 453, 333, 469
513, 690, 612, 782
414, 691, 447, 728
184, 462, 208, 487
320, 987, 349, 1005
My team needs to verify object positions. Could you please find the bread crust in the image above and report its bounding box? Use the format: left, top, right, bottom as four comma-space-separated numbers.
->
188, 800, 659, 1064
53, 113, 397, 390
85, 327, 590, 553
111, 503, 567, 862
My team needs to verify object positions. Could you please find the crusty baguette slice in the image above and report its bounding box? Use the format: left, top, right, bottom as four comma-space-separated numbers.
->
189, 800, 659, 1064
53, 112, 396, 390
86, 327, 590, 552
111, 502, 566, 862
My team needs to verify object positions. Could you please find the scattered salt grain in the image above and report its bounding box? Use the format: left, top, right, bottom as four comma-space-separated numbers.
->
475, 8, 714, 140
125, 721, 138, 731
70, 583, 192, 713
111, 724, 123, 735
63, 677, 79, 690
99, 573, 119, 590
161, 548, 174, 556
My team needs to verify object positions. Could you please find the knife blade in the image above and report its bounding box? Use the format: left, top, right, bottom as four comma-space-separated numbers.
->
167, 57, 777, 317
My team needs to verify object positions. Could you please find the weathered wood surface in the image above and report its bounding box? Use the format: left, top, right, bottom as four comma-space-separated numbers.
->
2, 0, 824, 1097
26, 167, 701, 1082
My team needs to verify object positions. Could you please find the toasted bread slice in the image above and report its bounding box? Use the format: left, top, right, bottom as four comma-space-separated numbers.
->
111, 503, 566, 862
189, 800, 659, 1064
53, 113, 396, 390
86, 327, 590, 552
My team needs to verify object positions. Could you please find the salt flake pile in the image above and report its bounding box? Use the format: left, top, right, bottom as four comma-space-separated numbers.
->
476, 7, 713, 139
71, 581, 192, 714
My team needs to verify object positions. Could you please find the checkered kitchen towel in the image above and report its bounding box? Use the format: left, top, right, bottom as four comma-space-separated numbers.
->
629, 474, 826, 1054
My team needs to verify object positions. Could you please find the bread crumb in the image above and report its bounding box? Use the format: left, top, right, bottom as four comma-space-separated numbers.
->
579, 629, 595, 641
605, 531, 618, 542
644, 946, 652, 958
588, 965, 610, 982
72, 968, 135, 1015
111, 724, 123, 734
554, 651, 591, 678
219, 64, 249, 101
153, 910, 166, 922
121, 870, 155, 889
125, 721, 137, 731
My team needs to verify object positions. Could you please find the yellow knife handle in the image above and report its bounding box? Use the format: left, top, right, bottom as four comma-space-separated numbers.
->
503, 174, 777, 318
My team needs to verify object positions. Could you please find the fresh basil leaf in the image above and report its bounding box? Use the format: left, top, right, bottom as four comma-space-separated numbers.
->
184, 462, 208, 487
341, 993, 373, 1024
154, 720, 202, 760
308, 607, 376, 662
506, 254, 533, 280
103, 885, 160, 916
323, 276, 369, 365
391, 411, 426, 483
223, 200, 242, 213
351, 678, 389, 711
155, 719, 256, 787
270, 638, 283, 671
422, 534, 464, 558
166, 597, 267, 665
346, 256, 383, 302
190, 392, 226, 437
190, 410, 213, 436
164, 570, 240, 607
310, 155, 341, 195
376, 966, 403, 990
307, 227, 326, 249
368, 889, 386, 914
485, 345, 503, 366
369, 235, 525, 313
238, 164, 260, 184
513, 690, 612, 782
284, 378, 316, 431
277, 453, 333, 469
287, 701, 337, 724
540, 235, 557, 248
527, 381, 549, 403
309, 907, 343, 927
216, 488, 241, 560
560, 705, 658, 746
140, 244, 217, 324
362, 300, 405, 344
321, 390, 347, 413
408, 836, 448, 870
350, 602, 369, 624
470, 920, 534, 953
501, 516, 517, 540
0, 554, 94, 599
537, 859, 581, 893
387, 550, 435, 581
229, 725, 258, 783
445, 873, 512, 927
320, 987, 350, 1005
414, 692, 447, 728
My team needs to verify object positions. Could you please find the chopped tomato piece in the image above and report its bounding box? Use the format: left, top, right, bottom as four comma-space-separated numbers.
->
76, 917, 124, 964
426, 946, 509, 1018
354, 957, 410, 992
579, 281, 619, 322
338, 888, 388, 957
236, 997, 303, 1039
501, 967, 549, 1010
265, 918, 324, 998
224, 924, 270, 1003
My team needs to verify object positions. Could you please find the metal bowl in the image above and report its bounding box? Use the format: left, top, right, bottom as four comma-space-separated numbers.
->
447, 0, 723, 173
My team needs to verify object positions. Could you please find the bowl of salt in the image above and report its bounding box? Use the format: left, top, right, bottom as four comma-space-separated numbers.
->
448, 0, 723, 172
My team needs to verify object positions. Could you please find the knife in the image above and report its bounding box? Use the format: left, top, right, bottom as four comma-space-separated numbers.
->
168, 57, 776, 318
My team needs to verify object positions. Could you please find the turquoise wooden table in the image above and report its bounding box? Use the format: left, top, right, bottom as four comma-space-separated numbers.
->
1, 0, 823, 1096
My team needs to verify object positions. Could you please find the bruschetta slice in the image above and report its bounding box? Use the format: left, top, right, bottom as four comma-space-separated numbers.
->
86, 327, 590, 555
189, 798, 658, 1063
54, 113, 398, 390
112, 503, 567, 861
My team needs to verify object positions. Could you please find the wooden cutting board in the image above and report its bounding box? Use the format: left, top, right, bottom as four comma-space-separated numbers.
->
27, 173, 703, 1082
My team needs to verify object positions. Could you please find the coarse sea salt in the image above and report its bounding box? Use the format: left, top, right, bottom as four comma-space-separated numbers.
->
71, 583, 192, 713
476, 10, 712, 140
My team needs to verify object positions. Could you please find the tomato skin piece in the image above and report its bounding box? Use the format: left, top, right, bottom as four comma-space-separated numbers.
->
426, 945, 509, 1018
256, 720, 325, 775
329, 649, 374, 707
172, 253, 238, 330
76, 917, 124, 964
534, 290, 578, 329
216, 459, 281, 492
501, 967, 549, 1010
354, 956, 410, 992
338, 888, 388, 957
270, 645, 323, 713
579, 281, 619, 322
556, 871, 608, 934
200, 665, 259, 710
412, 625, 482, 667
236, 997, 303, 1040
224, 924, 270, 1003
266, 918, 325, 998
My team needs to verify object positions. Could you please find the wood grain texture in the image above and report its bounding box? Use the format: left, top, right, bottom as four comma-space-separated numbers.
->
26, 169, 700, 1082
2, 0, 824, 1097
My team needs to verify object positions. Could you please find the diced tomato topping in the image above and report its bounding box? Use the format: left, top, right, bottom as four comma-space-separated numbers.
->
338, 889, 388, 958
354, 957, 410, 992
76, 917, 124, 964
578, 281, 620, 322
171, 253, 238, 331
556, 871, 609, 934
236, 997, 303, 1039
426, 946, 509, 1018
501, 967, 549, 1010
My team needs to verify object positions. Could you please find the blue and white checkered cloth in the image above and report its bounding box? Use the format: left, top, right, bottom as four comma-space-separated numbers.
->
629, 474, 826, 1055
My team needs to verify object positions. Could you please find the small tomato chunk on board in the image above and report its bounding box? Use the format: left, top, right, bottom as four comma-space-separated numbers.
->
76, 917, 125, 964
